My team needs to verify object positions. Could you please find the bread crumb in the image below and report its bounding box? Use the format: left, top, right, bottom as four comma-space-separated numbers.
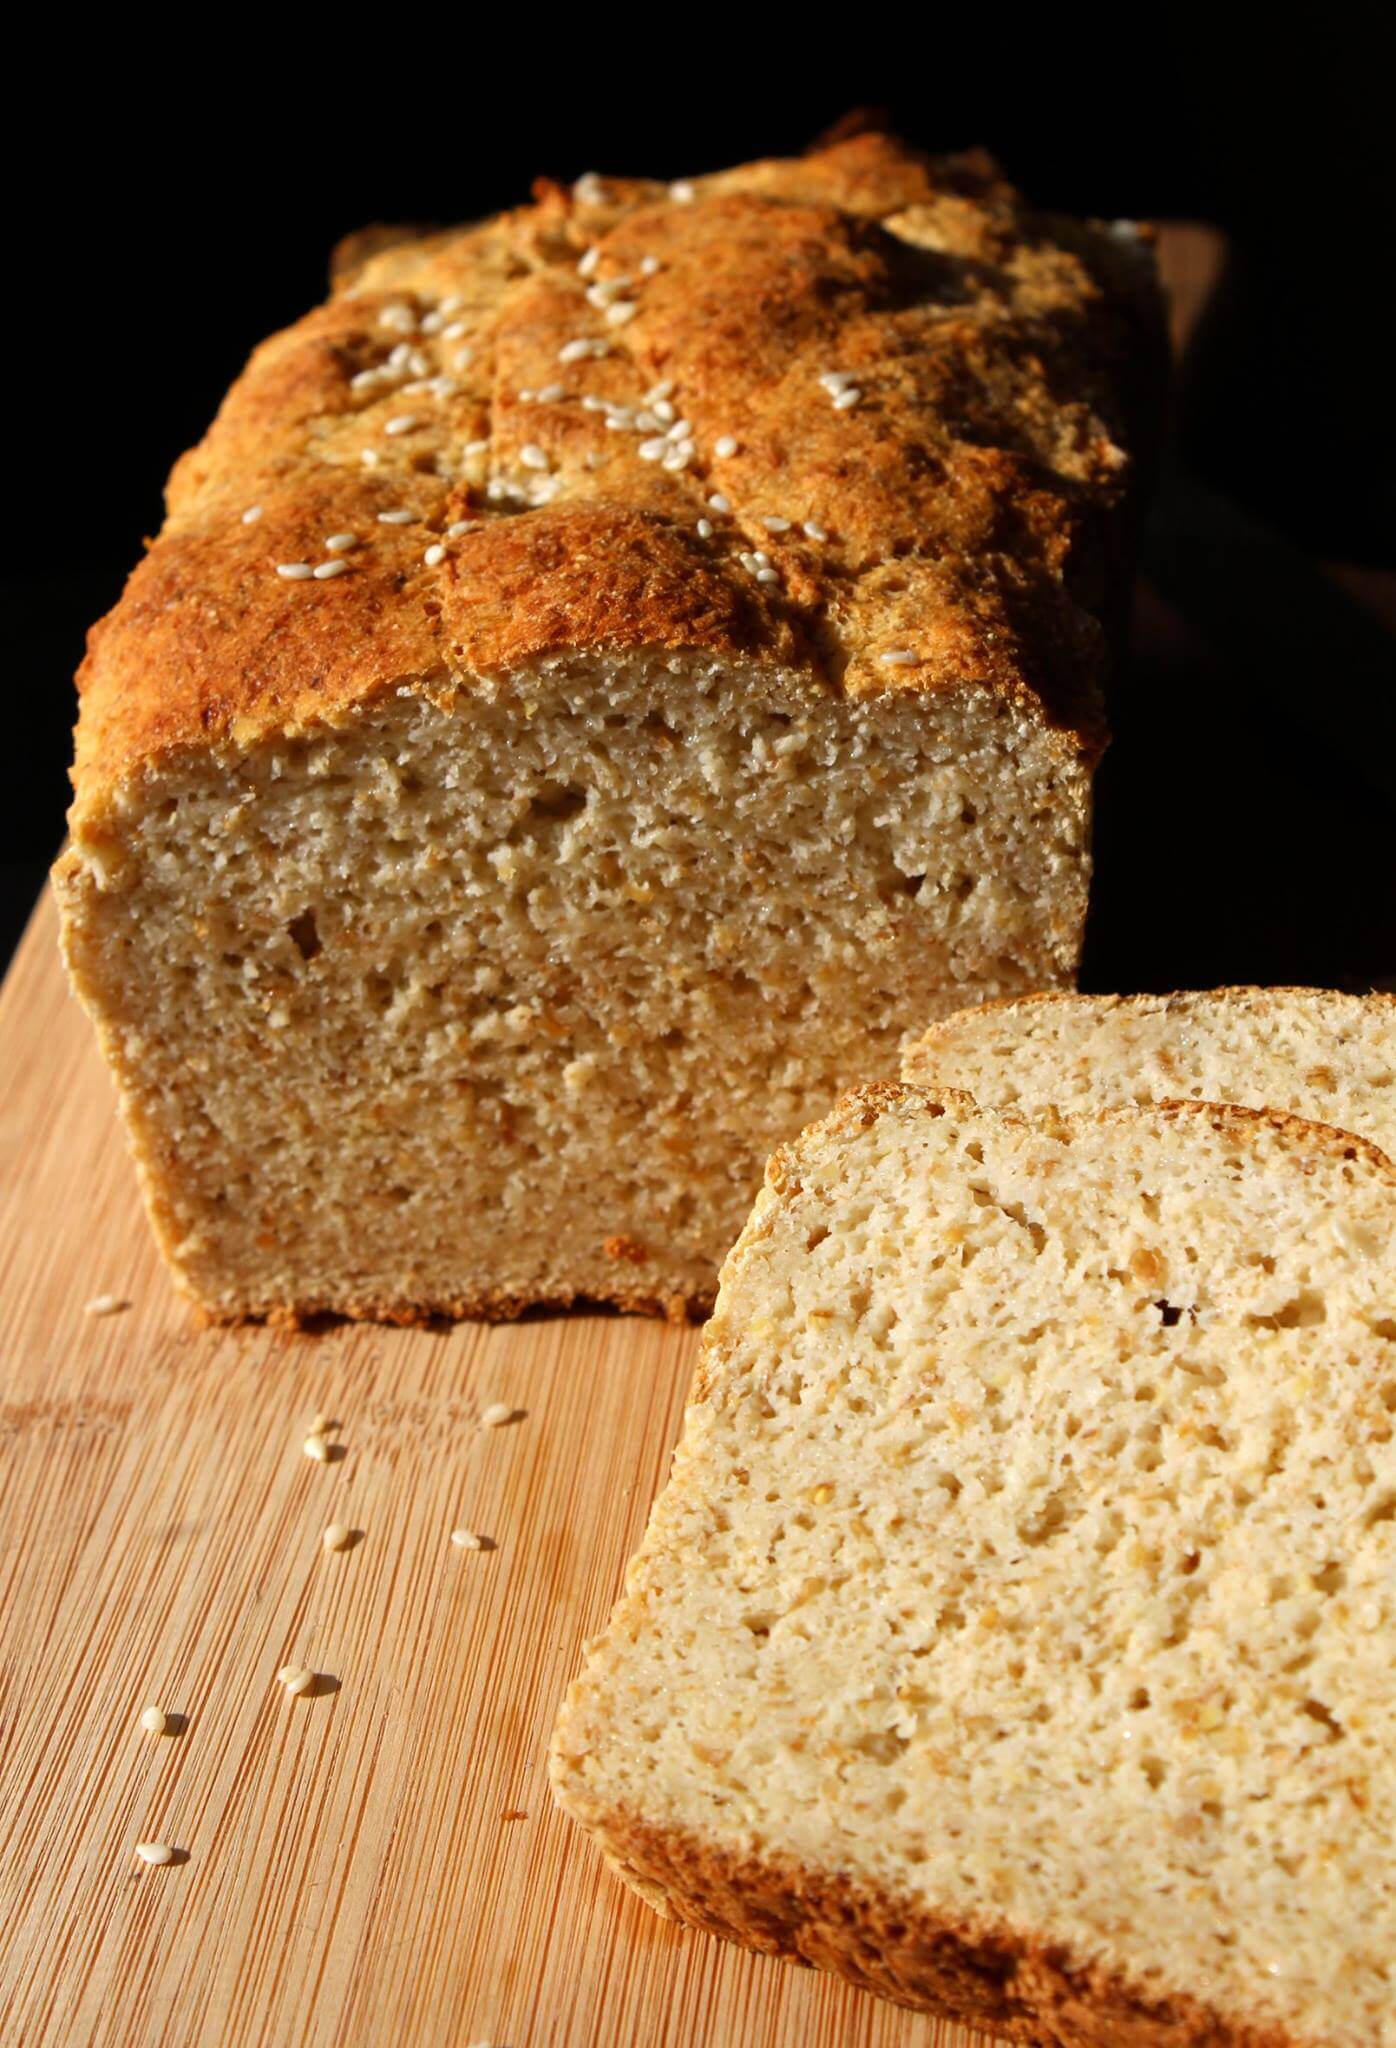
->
277, 1665, 315, 1697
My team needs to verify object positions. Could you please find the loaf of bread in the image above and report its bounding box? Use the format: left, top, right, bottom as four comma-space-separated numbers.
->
551, 1085, 1396, 2046
52, 133, 1160, 1321
903, 986, 1396, 1156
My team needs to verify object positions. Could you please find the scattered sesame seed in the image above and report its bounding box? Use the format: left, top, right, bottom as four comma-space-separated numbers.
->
241, 505, 263, 524
308, 1412, 333, 1433
518, 388, 536, 403
276, 563, 313, 580
832, 387, 862, 411
324, 533, 358, 553
377, 508, 415, 524
463, 439, 490, 458
423, 543, 446, 567
577, 244, 601, 277
558, 336, 608, 364
573, 172, 605, 206
140, 1706, 171, 1735
640, 255, 662, 276
637, 438, 667, 461
303, 1433, 332, 1462
662, 446, 693, 471
384, 414, 418, 436
518, 444, 550, 471
696, 518, 714, 538
651, 399, 677, 425
585, 277, 631, 308
85, 1293, 129, 1316
666, 418, 692, 441
312, 560, 349, 579
447, 520, 478, 538
879, 649, 920, 665
481, 1402, 516, 1428
604, 300, 639, 326
361, 449, 381, 468
322, 1524, 356, 1552
713, 435, 739, 458
442, 321, 470, 342
762, 515, 792, 532
708, 492, 732, 514
451, 1528, 486, 1551
536, 381, 567, 404
452, 347, 474, 371
669, 180, 696, 203
802, 519, 828, 540
818, 370, 855, 393
756, 568, 779, 584
135, 1841, 176, 1867
644, 380, 675, 404
379, 303, 417, 333
277, 1665, 315, 1697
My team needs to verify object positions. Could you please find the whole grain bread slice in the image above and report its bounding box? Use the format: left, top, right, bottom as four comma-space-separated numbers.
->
901, 987, 1396, 1157
551, 1085, 1396, 2047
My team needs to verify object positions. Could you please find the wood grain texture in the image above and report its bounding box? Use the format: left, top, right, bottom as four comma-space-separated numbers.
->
0, 225, 1216, 2047
0, 894, 972, 2048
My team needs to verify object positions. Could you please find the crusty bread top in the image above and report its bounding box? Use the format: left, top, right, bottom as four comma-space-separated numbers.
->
68, 132, 1160, 827
902, 986, 1396, 1160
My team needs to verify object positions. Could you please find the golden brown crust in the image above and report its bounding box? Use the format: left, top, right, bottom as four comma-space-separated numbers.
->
203, 1280, 711, 1330
68, 131, 1162, 830
589, 1808, 1302, 2048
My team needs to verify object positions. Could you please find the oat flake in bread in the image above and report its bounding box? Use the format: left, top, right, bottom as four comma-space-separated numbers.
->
53, 133, 1162, 1323
903, 986, 1396, 1156
551, 1085, 1396, 2046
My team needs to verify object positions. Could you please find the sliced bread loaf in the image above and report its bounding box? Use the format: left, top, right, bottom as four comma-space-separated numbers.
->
902, 987, 1396, 1156
551, 1085, 1396, 2047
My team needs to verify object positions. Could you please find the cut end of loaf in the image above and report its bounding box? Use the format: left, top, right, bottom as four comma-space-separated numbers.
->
55, 655, 1089, 1321
552, 1087, 1396, 2047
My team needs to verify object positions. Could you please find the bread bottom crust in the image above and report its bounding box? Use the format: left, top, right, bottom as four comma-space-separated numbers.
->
191, 1283, 713, 1329
589, 1809, 1298, 2048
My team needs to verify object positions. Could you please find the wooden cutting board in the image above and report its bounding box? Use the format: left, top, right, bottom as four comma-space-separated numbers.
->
0, 226, 1221, 2048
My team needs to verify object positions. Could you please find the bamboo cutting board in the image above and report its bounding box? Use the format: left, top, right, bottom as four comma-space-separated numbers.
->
0, 225, 1221, 2048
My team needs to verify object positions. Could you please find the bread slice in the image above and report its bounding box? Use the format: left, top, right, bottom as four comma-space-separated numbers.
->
902, 987, 1396, 1158
551, 1085, 1396, 2046
50, 132, 1163, 1323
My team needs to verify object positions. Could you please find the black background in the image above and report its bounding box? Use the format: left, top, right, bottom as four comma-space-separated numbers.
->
8, 33, 1395, 984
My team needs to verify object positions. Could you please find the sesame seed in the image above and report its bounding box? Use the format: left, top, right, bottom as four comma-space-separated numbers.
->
481, 1402, 516, 1428
879, 649, 920, 665
652, 399, 676, 425
536, 382, 567, 404
442, 320, 469, 341
637, 438, 667, 461
763, 515, 792, 532
452, 347, 474, 371
140, 1706, 171, 1735
518, 444, 550, 471
324, 533, 358, 552
422, 543, 446, 567
713, 435, 739, 458
379, 303, 417, 333
558, 336, 604, 364
384, 414, 418, 436
574, 172, 605, 205
639, 255, 662, 276
135, 1841, 176, 1867
757, 568, 780, 583
241, 505, 263, 524
708, 493, 731, 514
818, 370, 855, 393
463, 438, 490, 458
277, 1665, 315, 1696
832, 387, 862, 411
451, 1528, 485, 1550
447, 520, 478, 537
604, 300, 639, 326
518, 388, 536, 403
662, 447, 693, 471
644, 380, 675, 404
377, 508, 415, 524
419, 309, 444, 335
666, 418, 692, 441
312, 560, 349, 579
669, 180, 696, 203
803, 520, 828, 540
585, 277, 631, 307
577, 245, 601, 277
85, 1293, 129, 1316
303, 1433, 332, 1462
322, 1524, 356, 1552
361, 449, 381, 468
696, 518, 714, 538
276, 563, 313, 580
